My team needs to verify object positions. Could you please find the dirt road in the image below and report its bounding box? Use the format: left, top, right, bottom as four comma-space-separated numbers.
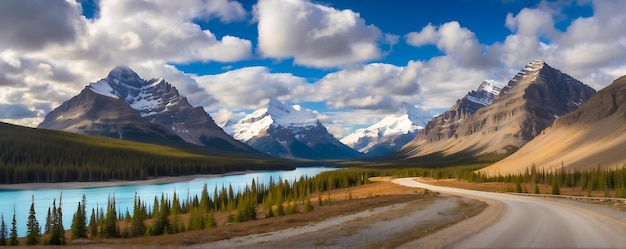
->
394, 178, 626, 248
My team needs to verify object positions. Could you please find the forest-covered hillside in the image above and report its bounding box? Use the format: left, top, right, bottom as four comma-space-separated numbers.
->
0, 122, 294, 184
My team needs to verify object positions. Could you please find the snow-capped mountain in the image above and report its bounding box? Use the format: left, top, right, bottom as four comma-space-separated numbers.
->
232, 97, 362, 160
403, 60, 596, 158
39, 66, 254, 154
341, 103, 432, 156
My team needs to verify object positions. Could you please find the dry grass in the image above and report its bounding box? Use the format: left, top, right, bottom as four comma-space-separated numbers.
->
420, 177, 626, 211
49, 180, 432, 247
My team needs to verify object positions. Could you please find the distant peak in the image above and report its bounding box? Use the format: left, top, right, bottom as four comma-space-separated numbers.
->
107, 65, 141, 80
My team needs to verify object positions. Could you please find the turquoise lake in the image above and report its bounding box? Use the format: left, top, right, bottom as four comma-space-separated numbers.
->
0, 167, 335, 237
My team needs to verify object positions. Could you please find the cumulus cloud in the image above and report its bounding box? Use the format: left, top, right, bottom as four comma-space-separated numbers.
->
406, 22, 496, 68
0, 0, 81, 50
405, 0, 626, 100
0, 0, 253, 127
194, 66, 307, 110
255, 0, 385, 68
491, 0, 626, 89
305, 61, 422, 111
505, 8, 557, 38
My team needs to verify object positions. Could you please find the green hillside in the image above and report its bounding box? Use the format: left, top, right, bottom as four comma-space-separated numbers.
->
0, 122, 294, 184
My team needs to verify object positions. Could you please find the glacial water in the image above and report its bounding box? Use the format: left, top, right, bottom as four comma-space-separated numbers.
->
0, 167, 335, 237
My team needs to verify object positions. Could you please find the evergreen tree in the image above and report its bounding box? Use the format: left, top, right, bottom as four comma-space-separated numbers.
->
130, 193, 146, 237
0, 213, 7, 246
89, 208, 97, 238
9, 208, 17, 246
44, 207, 52, 234
551, 181, 560, 195
102, 195, 118, 238
71, 200, 88, 239
205, 212, 216, 228
25, 196, 40, 245
48, 197, 66, 245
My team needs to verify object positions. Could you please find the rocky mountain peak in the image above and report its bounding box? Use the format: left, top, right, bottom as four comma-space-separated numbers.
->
40, 66, 256, 154
403, 60, 595, 158
233, 97, 360, 159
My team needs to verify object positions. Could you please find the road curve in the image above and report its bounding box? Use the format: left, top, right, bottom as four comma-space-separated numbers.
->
393, 178, 626, 249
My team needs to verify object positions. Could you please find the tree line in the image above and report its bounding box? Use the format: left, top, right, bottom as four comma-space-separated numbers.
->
0, 122, 293, 184
3, 165, 626, 245
0, 168, 372, 245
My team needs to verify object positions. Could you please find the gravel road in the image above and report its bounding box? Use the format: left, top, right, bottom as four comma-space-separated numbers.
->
394, 178, 626, 249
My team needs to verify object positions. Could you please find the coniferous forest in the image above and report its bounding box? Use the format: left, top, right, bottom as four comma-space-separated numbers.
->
2, 166, 626, 245
0, 122, 294, 184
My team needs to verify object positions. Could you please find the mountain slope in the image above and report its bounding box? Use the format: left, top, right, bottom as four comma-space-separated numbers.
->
403, 60, 596, 158
480, 75, 626, 175
341, 103, 432, 156
0, 122, 294, 184
233, 97, 362, 160
39, 66, 254, 154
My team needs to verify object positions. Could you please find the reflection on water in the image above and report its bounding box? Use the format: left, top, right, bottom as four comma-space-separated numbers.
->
0, 167, 334, 237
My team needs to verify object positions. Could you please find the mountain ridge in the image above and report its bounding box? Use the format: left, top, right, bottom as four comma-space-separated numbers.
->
340, 103, 432, 156
480, 74, 626, 175
39, 66, 256, 155
402, 60, 596, 158
232, 97, 362, 160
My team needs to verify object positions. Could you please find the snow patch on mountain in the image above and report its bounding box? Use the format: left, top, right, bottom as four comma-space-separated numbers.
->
88, 80, 119, 99
341, 103, 432, 154
88, 67, 181, 117
233, 97, 320, 142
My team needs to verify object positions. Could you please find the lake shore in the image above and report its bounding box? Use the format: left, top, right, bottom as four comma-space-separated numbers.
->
0, 170, 259, 190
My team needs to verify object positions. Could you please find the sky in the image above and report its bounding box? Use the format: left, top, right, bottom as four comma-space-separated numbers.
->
1, 0, 625, 138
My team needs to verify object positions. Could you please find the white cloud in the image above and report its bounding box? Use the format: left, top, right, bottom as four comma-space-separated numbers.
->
0, 0, 82, 51
505, 8, 557, 38
0, 0, 253, 127
405, 23, 438, 47
306, 61, 422, 111
194, 66, 307, 110
406, 22, 495, 68
255, 0, 384, 68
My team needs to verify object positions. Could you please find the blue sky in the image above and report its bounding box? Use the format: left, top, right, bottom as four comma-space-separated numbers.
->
0, 0, 624, 137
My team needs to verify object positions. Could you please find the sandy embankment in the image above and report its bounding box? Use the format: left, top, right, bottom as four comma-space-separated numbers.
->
0, 171, 254, 190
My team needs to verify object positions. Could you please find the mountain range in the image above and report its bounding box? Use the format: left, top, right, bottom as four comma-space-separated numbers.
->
481, 74, 626, 175
39, 66, 255, 155
229, 97, 362, 160
30, 62, 626, 174
402, 60, 596, 158
340, 103, 432, 156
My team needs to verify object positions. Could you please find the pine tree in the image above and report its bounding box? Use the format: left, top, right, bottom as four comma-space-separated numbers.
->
551, 181, 560, 195
44, 207, 52, 234
89, 208, 97, 238
102, 195, 118, 238
9, 208, 17, 246
276, 203, 285, 216
130, 193, 146, 237
71, 200, 88, 239
205, 212, 216, 228
25, 196, 40, 245
0, 213, 7, 246
48, 197, 66, 245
